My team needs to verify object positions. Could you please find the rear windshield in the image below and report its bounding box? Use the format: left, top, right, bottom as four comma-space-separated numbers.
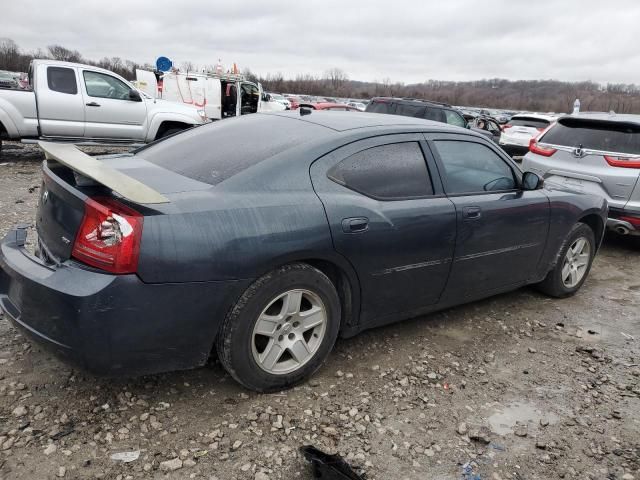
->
395, 103, 425, 117
137, 115, 327, 185
540, 118, 640, 154
507, 117, 550, 129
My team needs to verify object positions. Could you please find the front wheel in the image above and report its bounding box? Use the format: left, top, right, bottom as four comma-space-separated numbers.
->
216, 263, 341, 392
536, 222, 596, 298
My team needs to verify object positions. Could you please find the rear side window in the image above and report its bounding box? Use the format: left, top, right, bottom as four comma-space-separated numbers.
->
540, 118, 640, 154
328, 142, 433, 199
47, 67, 77, 95
395, 103, 425, 117
366, 101, 394, 114
444, 110, 466, 128
507, 117, 550, 129
139, 115, 328, 185
434, 140, 516, 194
423, 107, 445, 123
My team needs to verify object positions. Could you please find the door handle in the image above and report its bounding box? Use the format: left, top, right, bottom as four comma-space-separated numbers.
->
463, 206, 482, 220
86, 102, 101, 107
341, 217, 369, 233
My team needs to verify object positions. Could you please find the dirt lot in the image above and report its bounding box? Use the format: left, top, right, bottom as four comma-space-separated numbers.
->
0, 141, 639, 480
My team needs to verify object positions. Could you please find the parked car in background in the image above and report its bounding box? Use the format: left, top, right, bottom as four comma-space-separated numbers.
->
500, 114, 557, 158
347, 101, 366, 111
0, 112, 606, 392
471, 116, 503, 143
523, 113, 640, 237
284, 95, 302, 110
299, 102, 360, 111
0, 60, 207, 154
366, 97, 468, 129
0, 71, 19, 89
267, 93, 291, 110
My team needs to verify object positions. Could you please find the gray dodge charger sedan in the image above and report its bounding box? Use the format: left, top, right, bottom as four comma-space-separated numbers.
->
0, 111, 607, 391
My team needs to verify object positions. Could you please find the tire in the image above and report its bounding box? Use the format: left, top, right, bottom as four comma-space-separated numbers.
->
536, 222, 596, 298
216, 263, 341, 392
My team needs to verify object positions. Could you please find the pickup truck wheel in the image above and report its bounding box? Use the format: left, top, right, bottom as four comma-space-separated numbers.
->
535, 222, 595, 298
216, 263, 341, 392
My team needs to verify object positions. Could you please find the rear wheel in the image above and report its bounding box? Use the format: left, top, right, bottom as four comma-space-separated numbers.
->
216, 263, 340, 392
536, 222, 595, 298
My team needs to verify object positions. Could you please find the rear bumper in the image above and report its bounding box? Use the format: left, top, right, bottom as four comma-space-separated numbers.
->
0, 228, 250, 376
607, 209, 640, 236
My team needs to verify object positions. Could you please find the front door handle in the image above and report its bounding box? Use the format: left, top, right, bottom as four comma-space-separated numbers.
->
341, 217, 369, 233
86, 102, 101, 107
463, 206, 482, 220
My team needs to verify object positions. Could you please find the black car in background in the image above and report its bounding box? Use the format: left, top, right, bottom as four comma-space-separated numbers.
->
366, 97, 468, 128
0, 111, 607, 392
367, 97, 500, 143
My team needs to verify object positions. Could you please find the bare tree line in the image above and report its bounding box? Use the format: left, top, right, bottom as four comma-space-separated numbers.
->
2, 38, 640, 113
0, 38, 153, 82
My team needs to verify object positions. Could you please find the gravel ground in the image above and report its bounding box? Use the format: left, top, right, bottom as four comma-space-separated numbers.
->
0, 141, 639, 480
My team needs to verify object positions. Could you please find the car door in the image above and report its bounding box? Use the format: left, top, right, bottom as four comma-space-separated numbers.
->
310, 134, 457, 325
36, 64, 85, 137
427, 133, 549, 300
81, 69, 147, 140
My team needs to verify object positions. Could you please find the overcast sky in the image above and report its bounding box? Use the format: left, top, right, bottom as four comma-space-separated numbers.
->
2, 0, 638, 84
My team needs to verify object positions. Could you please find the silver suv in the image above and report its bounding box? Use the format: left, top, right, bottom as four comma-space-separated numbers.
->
523, 113, 640, 236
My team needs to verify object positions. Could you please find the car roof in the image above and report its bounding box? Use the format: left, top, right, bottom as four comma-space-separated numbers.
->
266, 110, 465, 133
370, 96, 453, 108
558, 112, 640, 125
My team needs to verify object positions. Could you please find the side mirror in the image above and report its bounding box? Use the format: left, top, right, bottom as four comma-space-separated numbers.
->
522, 171, 544, 190
129, 90, 142, 102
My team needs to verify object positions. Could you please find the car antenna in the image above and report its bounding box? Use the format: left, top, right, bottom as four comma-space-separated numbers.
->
300, 107, 312, 116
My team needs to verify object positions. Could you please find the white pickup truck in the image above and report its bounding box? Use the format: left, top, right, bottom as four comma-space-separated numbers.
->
0, 60, 208, 154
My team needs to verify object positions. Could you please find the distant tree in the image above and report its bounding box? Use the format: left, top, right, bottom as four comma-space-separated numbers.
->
0, 38, 20, 71
47, 44, 82, 63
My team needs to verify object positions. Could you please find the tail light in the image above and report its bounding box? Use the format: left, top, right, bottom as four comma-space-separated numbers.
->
529, 138, 557, 157
536, 127, 545, 132
604, 155, 640, 169
501, 124, 512, 131
72, 197, 143, 274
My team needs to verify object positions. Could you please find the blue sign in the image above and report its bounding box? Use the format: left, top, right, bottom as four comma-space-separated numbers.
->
156, 56, 173, 72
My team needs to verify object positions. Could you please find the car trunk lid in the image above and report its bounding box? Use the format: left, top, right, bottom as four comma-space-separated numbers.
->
35, 142, 209, 265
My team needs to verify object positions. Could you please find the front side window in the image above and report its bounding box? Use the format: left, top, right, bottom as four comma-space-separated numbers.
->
328, 142, 433, 200
47, 67, 77, 95
434, 140, 516, 194
83, 71, 131, 100
444, 110, 466, 128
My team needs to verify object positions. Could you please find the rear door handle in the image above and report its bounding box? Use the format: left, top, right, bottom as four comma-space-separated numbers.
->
341, 217, 369, 233
463, 206, 482, 220
86, 102, 101, 107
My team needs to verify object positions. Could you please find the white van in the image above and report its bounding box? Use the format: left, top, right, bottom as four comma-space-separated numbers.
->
135, 70, 285, 121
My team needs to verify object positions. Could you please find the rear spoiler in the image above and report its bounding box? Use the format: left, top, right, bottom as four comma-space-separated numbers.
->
38, 141, 169, 204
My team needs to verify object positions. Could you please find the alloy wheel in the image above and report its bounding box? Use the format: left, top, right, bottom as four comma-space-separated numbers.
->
251, 289, 327, 375
561, 237, 591, 288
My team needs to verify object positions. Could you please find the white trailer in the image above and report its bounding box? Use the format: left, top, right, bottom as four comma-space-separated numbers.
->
135, 70, 285, 120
